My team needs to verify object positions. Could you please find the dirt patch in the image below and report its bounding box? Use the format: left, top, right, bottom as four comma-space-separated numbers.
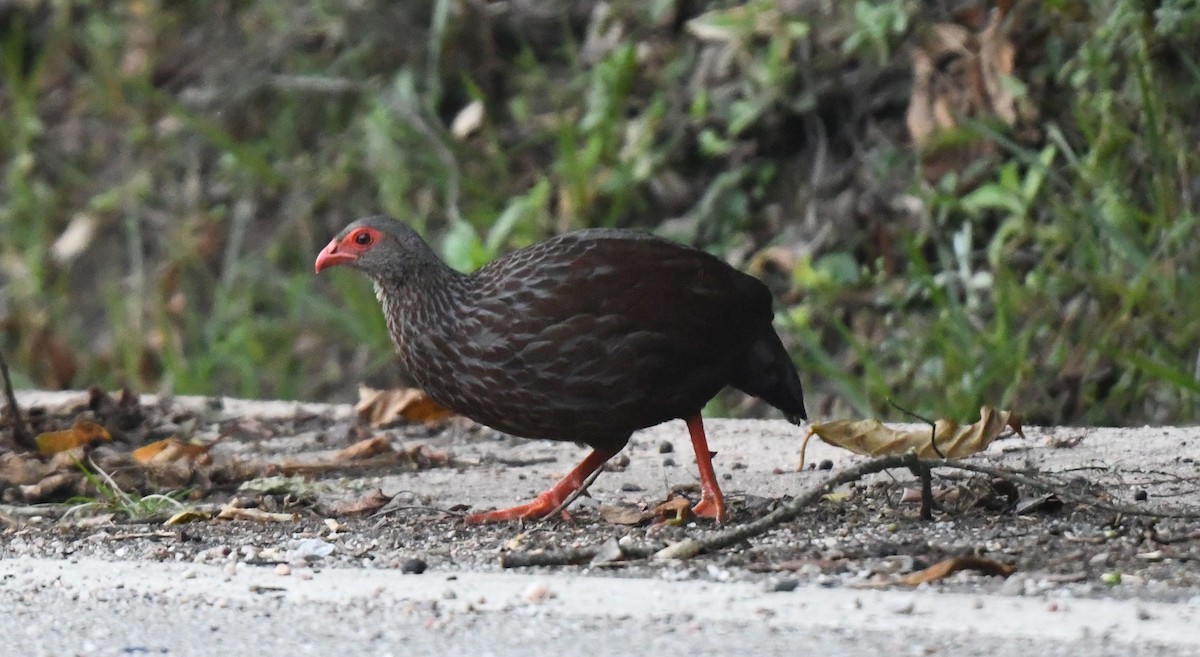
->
2, 391, 1199, 604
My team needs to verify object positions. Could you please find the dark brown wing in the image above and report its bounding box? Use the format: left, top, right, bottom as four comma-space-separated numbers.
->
417, 230, 774, 445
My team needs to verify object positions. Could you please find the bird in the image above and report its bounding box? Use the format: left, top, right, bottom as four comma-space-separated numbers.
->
315, 215, 806, 523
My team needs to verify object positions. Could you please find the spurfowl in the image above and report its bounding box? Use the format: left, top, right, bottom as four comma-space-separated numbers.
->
315, 216, 806, 523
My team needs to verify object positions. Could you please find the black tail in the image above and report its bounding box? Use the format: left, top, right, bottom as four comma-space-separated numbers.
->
732, 328, 807, 424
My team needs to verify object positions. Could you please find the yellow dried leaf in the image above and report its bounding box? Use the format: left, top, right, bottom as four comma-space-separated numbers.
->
355, 385, 454, 427
132, 438, 212, 465
164, 509, 212, 526
217, 505, 297, 523
35, 419, 111, 456
334, 436, 393, 462
798, 406, 1023, 469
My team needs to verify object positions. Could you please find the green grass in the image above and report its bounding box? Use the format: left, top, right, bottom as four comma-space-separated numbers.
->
63, 460, 191, 522
0, 1, 1197, 425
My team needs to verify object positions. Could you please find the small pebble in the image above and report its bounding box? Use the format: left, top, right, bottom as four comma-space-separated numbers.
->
286, 538, 335, 563
770, 579, 799, 592
662, 457, 676, 467
658, 441, 674, 454
401, 558, 428, 574
523, 581, 554, 603
274, 564, 291, 577
1134, 489, 1148, 501
620, 482, 643, 492
818, 459, 834, 471
887, 597, 916, 615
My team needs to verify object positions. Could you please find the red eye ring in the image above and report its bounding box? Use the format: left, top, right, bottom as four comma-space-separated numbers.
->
353, 230, 373, 246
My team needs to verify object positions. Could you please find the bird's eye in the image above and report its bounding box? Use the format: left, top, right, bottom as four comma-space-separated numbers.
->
353, 230, 373, 246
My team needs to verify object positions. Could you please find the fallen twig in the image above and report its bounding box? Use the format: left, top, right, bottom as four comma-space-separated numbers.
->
499, 546, 599, 568
889, 398, 945, 459
930, 460, 1200, 520
502, 455, 921, 567
540, 465, 606, 523
655, 454, 921, 560
500, 453, 1200, 567
0, 350, 35, 450
371, 504, 465, 519
913, 460, 934, 520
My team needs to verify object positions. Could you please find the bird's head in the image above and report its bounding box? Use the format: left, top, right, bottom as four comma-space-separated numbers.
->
314, 216, 428, 281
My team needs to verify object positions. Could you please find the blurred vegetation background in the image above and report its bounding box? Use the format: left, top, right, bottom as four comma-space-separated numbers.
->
1, 0, 1198, 426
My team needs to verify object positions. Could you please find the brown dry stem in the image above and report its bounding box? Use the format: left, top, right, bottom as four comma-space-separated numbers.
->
0, 351, 35, 451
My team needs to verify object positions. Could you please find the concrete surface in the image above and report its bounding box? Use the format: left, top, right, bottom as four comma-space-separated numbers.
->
2, 557, 1197, 657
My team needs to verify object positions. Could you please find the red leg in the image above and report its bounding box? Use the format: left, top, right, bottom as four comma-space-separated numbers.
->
685, 415, 727, 522
466, 448, 616, 524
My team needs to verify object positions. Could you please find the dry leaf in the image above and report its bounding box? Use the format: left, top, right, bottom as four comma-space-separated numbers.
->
335, 436, 393, 462
324, 489, 391, 516
0, 452, 50, 486
132, 438, 212, 465
900, 556, 1016, 585
798, 406, 1023, 469
164, 509, 212, 526
73, 512, 115, 528
355, 385, 454, 427
272, 443, 449, 477
18, 472, 83, 502
598, 504, 647, 525
654, 496, 693, 526
35, 418, 111, 456
905, 9, 1032, 186
217, 504, 297, 523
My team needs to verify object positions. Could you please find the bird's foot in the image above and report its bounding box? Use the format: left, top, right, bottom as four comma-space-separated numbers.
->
465, 491, 565, 524
684, 416, 727, 523
691, 491, 727, 523
464, 447, 616, 524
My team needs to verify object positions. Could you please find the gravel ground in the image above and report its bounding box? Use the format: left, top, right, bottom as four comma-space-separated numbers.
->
2, 557, 1198, 657
2, 391, 1199, 655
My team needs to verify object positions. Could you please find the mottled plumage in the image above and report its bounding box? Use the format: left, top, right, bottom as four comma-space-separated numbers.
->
316, 215, 807, 523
